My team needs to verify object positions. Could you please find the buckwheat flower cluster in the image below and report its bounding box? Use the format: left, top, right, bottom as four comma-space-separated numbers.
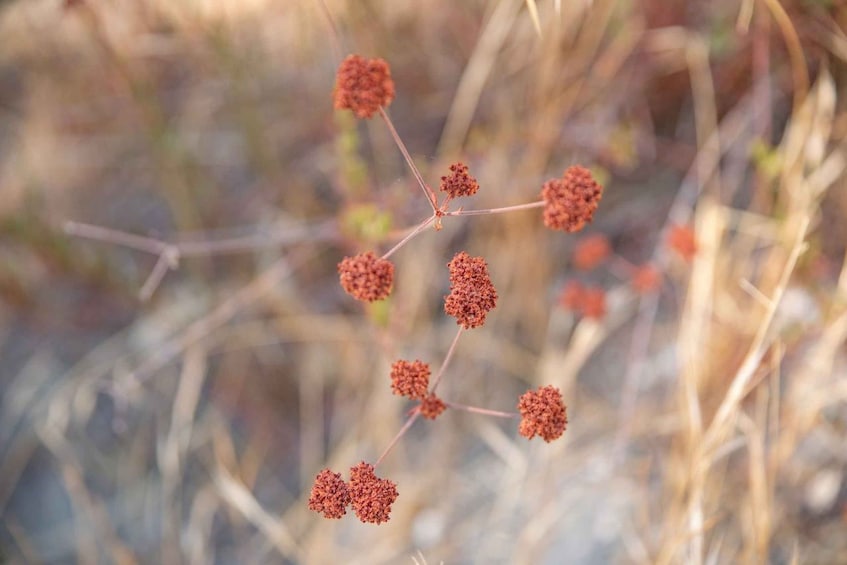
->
572, 234, 611, 271
444, 251, 498, 329
440, 162, 479, 199
541, 166, 603, 233
348, 462, 399, 525
308, 468, 351, 519
517, 385, 568, 442
557, 281, 606, 320
668, 224, 697, 261
338, 251, 394, 302
631, 264, 662, 294
390, 359, 430, 400
418, 393, 446, 420
333, 54, 395, 119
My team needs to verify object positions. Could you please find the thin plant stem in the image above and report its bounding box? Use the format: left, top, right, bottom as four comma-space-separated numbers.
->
65, 221, 169, 256
382, 215, 436, 260
378, 107, 438, 212
444, 200, 545, 217
374, 411, 420, 468
444, 401, 516, 419
429, 326, 464, 394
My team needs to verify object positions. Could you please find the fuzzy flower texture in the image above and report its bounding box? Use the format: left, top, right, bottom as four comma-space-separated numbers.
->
518, 385, 568, 442
444, 251, 498, 329
541, 166, 603, 233
440, 162, 479, 199
390, 359, 430, 400
308, 463, 399, 524
338, 251, 394, 302
333, 54, 395, 119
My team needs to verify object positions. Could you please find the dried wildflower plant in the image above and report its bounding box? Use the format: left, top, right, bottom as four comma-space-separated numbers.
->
312, 53, 616, 526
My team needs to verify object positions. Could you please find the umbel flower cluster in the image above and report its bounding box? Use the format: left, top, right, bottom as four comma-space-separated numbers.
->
312, 54, 602, 525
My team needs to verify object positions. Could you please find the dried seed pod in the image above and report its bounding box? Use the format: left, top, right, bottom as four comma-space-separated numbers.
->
518, 385, 568, 442
333, 54, 395, 119
338, 252, 394, 302
541, 166, 603, 233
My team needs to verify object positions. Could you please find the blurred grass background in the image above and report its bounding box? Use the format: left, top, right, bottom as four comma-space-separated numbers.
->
1, 0, 846, 563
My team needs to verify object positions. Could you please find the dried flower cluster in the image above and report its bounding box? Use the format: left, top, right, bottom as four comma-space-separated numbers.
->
541, 166, 603, 233
444, 251, 498, 329
631, 264, 662, 294
308, 468, 351, 519
557, 281, 606, 320
390, 359, 430, 400
419, 393, 447, 420
348, 462, 399, 524
333, 55, 395, 119
518, 385, 568, 442
308, 463, 398, 525
337, 251, 394, 302
668, 224, 697, 261
572, 234, 611, 271
440, 162, 479, 199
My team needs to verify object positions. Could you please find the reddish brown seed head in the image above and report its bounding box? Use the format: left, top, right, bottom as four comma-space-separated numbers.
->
444, 251, 498, 329
333, 54, 395, 119
338, 251, 394, 302
631, 264, 662, 294
572, 234, 611, 271
580, 287, 607, 320
308, 468, 351, 519
541, 166, 603, 233
517, 385, 568, 442
348, 462, 399, 525
419, 393, 447, 420
440, 162, 479, 199
668, 224, 697, 261
558, 280, 584, 311
390, 360, 430, 400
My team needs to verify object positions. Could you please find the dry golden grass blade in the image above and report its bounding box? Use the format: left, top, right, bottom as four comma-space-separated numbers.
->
212, 465, 302, 562
524, 0, 542, 38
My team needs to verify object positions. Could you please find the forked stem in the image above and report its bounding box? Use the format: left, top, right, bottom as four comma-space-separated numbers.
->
382, 215, 436, 260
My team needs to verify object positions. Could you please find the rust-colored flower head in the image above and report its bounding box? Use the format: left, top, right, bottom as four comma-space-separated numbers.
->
390, 360, 430, 400
419, 393, 447, 420
572, 234, 611, 271
338, 251, 394, 302
308, 468, 351, 519
333, 54, 395, 119
444, 251, 498, 329
517, 385, 568, 442
541, 166, 603, 233
558, 280, 584, 312
440, 162, 479, 199
348, 462, 399, 525
667, 224, 697, 261
580, 287, 606, 320
631, 264, 662, 294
